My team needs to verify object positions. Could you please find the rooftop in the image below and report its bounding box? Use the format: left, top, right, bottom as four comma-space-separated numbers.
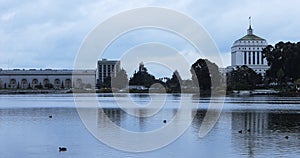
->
239, 34, 265, 41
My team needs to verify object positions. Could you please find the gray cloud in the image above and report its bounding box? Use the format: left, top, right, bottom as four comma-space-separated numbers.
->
0, 0, 299, 73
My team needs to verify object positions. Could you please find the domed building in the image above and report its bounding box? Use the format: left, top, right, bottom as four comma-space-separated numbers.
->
231, 21, 269, 76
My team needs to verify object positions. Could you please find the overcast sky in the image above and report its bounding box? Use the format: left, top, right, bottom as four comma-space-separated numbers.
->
1, 0, 300, 78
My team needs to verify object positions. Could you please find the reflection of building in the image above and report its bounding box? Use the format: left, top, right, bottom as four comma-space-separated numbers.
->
231, 112, 269, 157
232, 112, 268, 133
97, 59, 120, 83
231, 19, 268, 76
0, 69, 96, 89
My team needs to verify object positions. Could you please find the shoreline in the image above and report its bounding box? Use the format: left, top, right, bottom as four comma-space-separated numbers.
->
0, 89, 299, 97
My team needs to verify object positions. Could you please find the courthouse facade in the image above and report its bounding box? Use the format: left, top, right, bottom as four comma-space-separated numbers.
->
231, 23, 269, 75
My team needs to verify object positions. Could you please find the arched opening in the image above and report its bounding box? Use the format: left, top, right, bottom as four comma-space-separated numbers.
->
76, 78, 83, 89
43, 79, 53, 89
21, 79, 28, 89
65, 79, 72, 89
9, 79, 17, 89
54, 79, 60, 89
32, 79, 39, 89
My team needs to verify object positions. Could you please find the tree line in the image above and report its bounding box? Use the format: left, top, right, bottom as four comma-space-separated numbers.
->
98, 41, 300, 93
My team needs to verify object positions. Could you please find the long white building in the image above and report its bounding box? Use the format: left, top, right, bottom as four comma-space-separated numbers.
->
231, 22, 269, 76
0, 69, 96, 89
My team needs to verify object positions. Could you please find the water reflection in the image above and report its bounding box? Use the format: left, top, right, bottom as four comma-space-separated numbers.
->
230, 111, 300, 157
268, 113, 300, 132
232, 111, 268, 134
97, 108, 178, 132
1, 95, 300, 158
96, 107, 300, 157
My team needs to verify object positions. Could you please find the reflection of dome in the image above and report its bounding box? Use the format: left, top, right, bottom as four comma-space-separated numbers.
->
231, 20, 269, 76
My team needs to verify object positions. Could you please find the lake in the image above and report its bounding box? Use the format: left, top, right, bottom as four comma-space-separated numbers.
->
0, 94, 299, 158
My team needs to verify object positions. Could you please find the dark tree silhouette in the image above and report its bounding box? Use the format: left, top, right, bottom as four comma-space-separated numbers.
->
166, 70, 182, 93
191, 59, 221, 91
129, 62, 156, 88
263, 41, 300, 84
226, 65, 262, 90
111, 68, 128, 89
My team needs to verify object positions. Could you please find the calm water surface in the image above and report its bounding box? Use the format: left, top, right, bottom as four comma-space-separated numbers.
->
0, 94, 299, 158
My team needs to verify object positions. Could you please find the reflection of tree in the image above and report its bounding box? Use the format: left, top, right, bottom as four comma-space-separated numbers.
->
191, 110, 206, 130
268, 113, 300, 132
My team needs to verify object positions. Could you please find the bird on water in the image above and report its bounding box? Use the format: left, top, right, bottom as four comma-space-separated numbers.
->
59, 147, 67, 152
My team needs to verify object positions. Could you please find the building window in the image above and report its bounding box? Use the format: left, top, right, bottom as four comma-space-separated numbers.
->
257, 52, 260, 65
248, 52, 251, 64
244, 52, 247, 64
253, 52, 255, 65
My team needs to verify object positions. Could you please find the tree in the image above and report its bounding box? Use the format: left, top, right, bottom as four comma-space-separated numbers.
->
111, 68, 128, 89
166, 70, 182, 93
263, 41, 300, 84
44, 83, 54, 89
102, 76, 112, 88
227, 65, 262, 90
129, 62, 156, 88
35, 83, 43, 89
191, 59, 221, 91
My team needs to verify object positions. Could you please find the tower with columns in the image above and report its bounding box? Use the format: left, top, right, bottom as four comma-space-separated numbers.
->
231, 18, 269, 76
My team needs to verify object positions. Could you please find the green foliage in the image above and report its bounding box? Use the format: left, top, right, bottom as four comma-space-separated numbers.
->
102, 76, 112, 88
101, 68, 128, 89
44, 83, 54, 89
27, 83, 31, 89
166, 70, 182, 93
111, 68, 128, 89
263, 41, 300, 84
190, 59, 221, 91
129, 63, 156, 88
35, 83, 43, 89
227, 65, 262, 90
